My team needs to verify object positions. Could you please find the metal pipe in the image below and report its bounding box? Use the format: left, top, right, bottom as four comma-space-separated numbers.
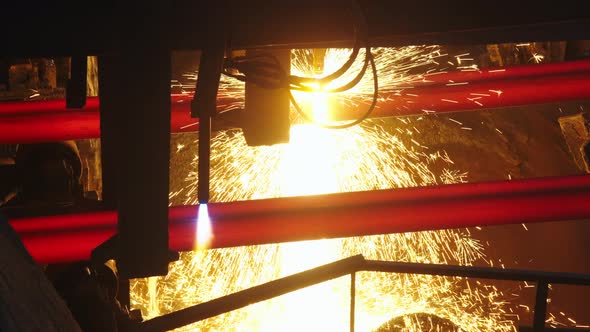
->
2, 62, 590, 144
9, 174, 590, 264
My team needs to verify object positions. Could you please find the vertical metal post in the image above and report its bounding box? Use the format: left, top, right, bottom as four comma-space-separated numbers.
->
97, 56, 119, 211
119, 50, 172, 278
66, 55, 87, 109
98, 2, 175, 279
533, 281, 549, 332
350, 272, 356, 332
97, 55, 130, 306
99, 49, 172, 279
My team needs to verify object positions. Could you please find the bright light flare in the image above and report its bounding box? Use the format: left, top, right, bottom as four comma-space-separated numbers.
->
292, 82, 333, 123
196, 203, 213, 250
131, 46, 526, 332
261, 240, 349, 332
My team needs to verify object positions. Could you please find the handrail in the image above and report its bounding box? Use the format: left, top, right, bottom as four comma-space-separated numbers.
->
138, 255, 590, 332
362, 260, 590, 285
140, 255, 365, 332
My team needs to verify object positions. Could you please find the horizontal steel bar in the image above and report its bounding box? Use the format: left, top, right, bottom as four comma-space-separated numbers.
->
8, 174, 590, 264
415, 58, 590, 87
362, 260, 590, 285
2, 62, 590, 143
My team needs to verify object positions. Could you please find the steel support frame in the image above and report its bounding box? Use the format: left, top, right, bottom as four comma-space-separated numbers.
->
138, 255, 590, 332
4, 1, 590, 55
98, 50, 171, 278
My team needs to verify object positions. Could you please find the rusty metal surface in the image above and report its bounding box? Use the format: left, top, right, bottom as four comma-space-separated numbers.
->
559, 113, 590, 173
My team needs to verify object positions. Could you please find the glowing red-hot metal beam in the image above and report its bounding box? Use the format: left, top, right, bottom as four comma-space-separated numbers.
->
2, 59, 590, 116
346, 71, 590, 118
415, 58, 590, 87
0, 94, 191, 116
0, 110, 200, 144
2, 70, 590, 143
0, 97, 100, 116
9, 174, 590, 264
0, 94, 242, 143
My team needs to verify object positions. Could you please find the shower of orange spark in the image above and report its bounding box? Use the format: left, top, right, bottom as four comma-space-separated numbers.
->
131, 46, 518, 331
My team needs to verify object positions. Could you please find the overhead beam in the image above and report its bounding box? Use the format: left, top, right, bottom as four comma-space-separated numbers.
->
3, 1, 590, 56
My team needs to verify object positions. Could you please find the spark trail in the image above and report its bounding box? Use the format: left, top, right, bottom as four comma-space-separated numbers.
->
131, 46, 517, 331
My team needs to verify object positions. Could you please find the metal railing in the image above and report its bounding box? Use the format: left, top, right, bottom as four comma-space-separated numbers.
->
139, 254, 590, 332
